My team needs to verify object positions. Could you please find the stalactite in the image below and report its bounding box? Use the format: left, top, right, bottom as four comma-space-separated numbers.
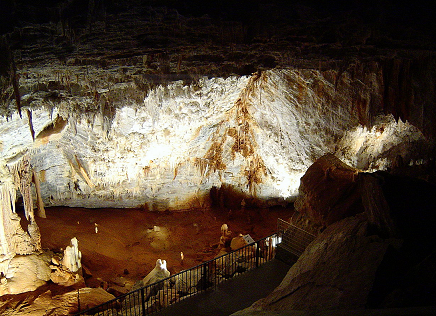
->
9, 48, 22, 118
32, 169, 46, 218
27, 109, 35, 141
74, 155, 95, 188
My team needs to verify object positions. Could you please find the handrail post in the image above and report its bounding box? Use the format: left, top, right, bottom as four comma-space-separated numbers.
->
77, 289, 81, 313
141, 287, 146, 316
202, 263, 208, 291
255, 241, 260, 268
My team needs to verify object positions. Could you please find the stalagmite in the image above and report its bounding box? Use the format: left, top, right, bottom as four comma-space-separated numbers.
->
142, 259, 170, 286
221, 223, 229, 236
61, 237, 82, 273
219, 224, 232, 250
28, 220, 42, 253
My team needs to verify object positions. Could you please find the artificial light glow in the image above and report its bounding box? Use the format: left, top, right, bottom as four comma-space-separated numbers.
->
143, 143, 173, 163
336, 115, 425, 171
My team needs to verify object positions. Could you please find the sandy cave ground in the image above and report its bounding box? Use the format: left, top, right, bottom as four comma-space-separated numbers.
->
34, 205, 292, 292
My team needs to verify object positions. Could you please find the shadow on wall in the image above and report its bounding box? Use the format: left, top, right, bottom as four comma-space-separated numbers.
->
209, 183, 289, 210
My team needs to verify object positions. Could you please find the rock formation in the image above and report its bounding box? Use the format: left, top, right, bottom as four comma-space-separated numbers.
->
235, 154, 436, 313
0, 154, 47, 297
0, 287, 116, 316
0, 253, 51, 296
0, 1, 436, 313
0, 156, 42, 261
61, 237, 82, 274
0, 58, 432, 304
142, 259, 170, 286
51, 242, 85, 288
294, 153, 362, 230
0, 67, 431, 211
230, 234, 249, 251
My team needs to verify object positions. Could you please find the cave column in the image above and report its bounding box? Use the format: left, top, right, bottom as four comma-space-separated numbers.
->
0, 181, 15, 257
12, 155, 42, 253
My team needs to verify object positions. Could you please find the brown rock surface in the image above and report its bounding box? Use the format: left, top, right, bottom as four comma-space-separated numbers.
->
238, 156, 436, 314
294, 154, 363, 229
50, 267, 85, 288
0, 253, 51, 296
0, 287, 115, 316
246, 214, 395, 311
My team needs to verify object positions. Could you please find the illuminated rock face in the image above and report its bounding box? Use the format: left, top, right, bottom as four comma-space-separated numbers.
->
0, 68, 428, 212
0, 65, 431, 297
0, 253, 51, 295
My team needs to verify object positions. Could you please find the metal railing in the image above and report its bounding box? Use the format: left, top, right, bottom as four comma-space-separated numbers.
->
75, 233, 280, 316
277, 218, 316, 258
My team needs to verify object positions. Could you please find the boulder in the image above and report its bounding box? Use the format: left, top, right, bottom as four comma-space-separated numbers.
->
230, 234, 248, 251
142, 259, 170, 286
50, 266, 85, 288
3, 287, 116, 316
294, 154, 363, 228
0, 253, 51, 295
245, 214, 396, 311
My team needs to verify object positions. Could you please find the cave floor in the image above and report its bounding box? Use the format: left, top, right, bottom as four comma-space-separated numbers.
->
37, 205, 293, 292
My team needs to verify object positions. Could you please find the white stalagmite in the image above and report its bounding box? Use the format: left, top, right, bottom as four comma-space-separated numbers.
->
61, 237, 82, 273
142, 259, 170, 286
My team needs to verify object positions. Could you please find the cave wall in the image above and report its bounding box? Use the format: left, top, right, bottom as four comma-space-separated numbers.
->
0, 63, 431, 211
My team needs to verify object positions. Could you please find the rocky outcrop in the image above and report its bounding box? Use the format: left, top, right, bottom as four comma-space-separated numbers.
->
0, 253, 51, 296
237, 155, 436, 313
245, 214, 395, 310
294, 154, 362, 229
294, 153, 426, 237
0, 287, 115, 316
0, 238, 84, 296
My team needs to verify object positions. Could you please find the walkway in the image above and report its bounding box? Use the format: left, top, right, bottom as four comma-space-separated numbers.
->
152, 259, 291, 316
